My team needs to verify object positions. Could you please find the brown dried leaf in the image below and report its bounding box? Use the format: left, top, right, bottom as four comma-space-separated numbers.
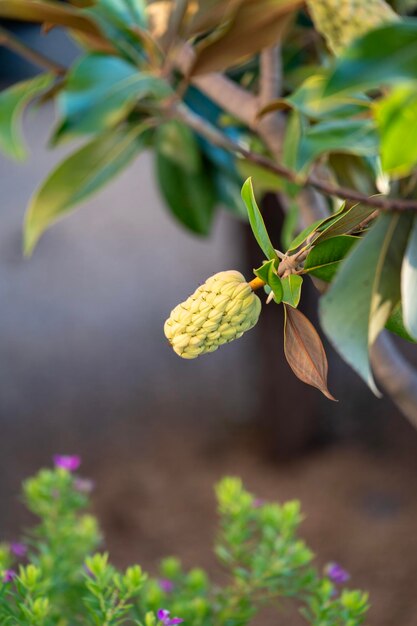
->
0, 0, 102, 37
191, 0, 303, 75
283, 304, 336, 401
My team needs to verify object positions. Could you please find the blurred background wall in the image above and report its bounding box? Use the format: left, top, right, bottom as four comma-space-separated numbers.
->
1, 25, 417, 626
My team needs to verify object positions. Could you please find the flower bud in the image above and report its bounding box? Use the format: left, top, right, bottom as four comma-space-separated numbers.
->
306, 0, 398, 55
164, 271, 261, 358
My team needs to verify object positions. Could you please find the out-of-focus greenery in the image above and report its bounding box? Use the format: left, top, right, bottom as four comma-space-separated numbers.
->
0, 463, 369, 626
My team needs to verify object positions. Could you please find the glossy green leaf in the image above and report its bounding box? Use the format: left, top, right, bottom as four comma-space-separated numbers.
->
263, 74, 370, 121
314, 203, 376, 243
326, 20, 417, 96
155, 125, 216, 235
24, 124, 148, 255
156, 120, 200, 173
401, 215, 417, 339
386, 303, 417, 343
320, 213, 413, 394
281, 275, 303, 307
296, 119, 379, 175
241, 178, 278, 260
304, 235, 359, 282
254, 260, 283, 303
375, 83, 417, 177
237, 160, 284, 194
53, 54, 169, 143
287, 219, 324, 252
0, 73, 52, 160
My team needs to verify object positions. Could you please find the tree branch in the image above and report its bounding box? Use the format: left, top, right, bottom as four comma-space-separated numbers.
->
371, 332, 417, 430
0, 26, 66, 76
259, 45, 282, 107
173, 102, 417, 213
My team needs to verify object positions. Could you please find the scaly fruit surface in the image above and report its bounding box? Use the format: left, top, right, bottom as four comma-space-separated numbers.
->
306, 0, 398, 55
164, 270, 261, 359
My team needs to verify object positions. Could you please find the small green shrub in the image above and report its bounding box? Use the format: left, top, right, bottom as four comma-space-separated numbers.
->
0, 457, 369, 626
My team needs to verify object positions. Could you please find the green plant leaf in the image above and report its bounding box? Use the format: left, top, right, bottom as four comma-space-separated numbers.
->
320, 213, 413, 394
53, 54, 169, 143
281, 275, 303, 307
24, 124, 148, 255
261, 74, 370, 121
295, 119, 379, 175
325, 20, 417, 95
155, 124, 216, 235
287, 219, 324, 252
241, 178, 278, 260
374, 83, 417, 177
386, 302, 417, 343
304, 235, 359, 282
283, 305, 336, 400
254, 260, 283, 303
0, 73, 53, 160
314, 203, 376, 243
401, 215, 417, 339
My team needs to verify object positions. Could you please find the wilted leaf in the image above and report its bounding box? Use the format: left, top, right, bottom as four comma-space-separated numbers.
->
401, 215, 417, 340
0, 73, 52, 160
0, 0, 102, 36
191, 0, 302, 75
304, 235, 358, 282
241, 178, 278, 261
53, 54, 169, 143
281, 274, 302, 307
155, 124, 216, 235
283, 304, 336, 400
320, 212, 413, 394
24, 124, 148, 255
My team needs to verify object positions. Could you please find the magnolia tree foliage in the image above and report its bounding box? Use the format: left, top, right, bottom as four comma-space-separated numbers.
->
1, 0, 417, 403
0, 459, 369, 626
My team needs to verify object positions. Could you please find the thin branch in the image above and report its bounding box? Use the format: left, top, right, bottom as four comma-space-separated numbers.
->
0, 26, 66, 76
259, 45, 282, 107
173, 102, 417, 212
371, 332, 417, 429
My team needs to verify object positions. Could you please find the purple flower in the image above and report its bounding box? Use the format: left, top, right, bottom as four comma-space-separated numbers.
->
326, 562, 350, 584
74, 478, 95, 494
157, 609, 184, 625
3, 569, 16, 583
159, 578, 175, 593
252, 498, 266, 509
10, 542, 27, 558
53, 455, 81, 472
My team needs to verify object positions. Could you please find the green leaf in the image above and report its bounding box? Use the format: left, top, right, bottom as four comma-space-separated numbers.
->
214, 171, 248, 219
53, 54, 169, 143
401, 215, 417, 339
236, 160, 285, 194
281, 275, 303, 307
155, 125, 216, 235
304, 235, 359, 282
0, 73, 53, 160
375, 83, 417, 177
386, 303, 417, 343
264, 73, 370, 121
254, 260, 283, 303
295, 119, 379, 175
314, 203, 376, 243
326, 20, 417, 96
287, 219, 324, 252
24, 124, 148, 255
320, 213, 413, 394
241, 178, 278, 261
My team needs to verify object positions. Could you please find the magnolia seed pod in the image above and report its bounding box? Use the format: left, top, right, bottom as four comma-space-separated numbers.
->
306, 0, 398, 55
164, 270, 261, 359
